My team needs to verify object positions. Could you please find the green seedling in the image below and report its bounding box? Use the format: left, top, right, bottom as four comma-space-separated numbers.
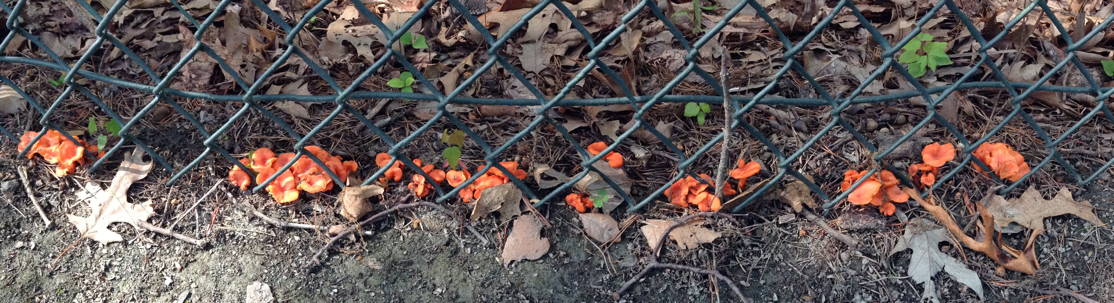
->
387, 72, 416, 93
48, 75, 65, 87
589, 189, 609, 208
683, 102, 712, 125
440, 129, 466, 169
86, 117, 122, 151
898, 33, 952, 78
672, 0, 718, 33
1101, 59, 1114, 77
400, 32, 429, 50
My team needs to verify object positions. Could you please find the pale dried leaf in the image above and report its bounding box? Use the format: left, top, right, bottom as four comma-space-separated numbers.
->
0, 85, 26, 114
579, 213, 619, 243
574, 162, 630, 213
640, 219, 722, 250
778, 180, 816, 213
274, 101, 311, 119
339, 185, 384, 221
531, 164, 571, 189
891, 218, 984, 302
502, 215, 549, 266
67, 148, 156, 244
471, 183, 521, 221
596, 119, 621, 140
986, 186, 1104, 233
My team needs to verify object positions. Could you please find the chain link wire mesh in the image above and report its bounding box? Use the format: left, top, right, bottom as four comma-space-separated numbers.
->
1, 0, 1112, 213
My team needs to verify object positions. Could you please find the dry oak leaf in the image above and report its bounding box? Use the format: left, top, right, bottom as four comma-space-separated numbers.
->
778, 180, 817, 213
470, 183, 522, 221
502, 215, 550, 266
578, 213, 620, 243
985, 186, 1104, 234
640, 219, 721, 250
67, 148, 155, 244
339, 184, 384, 221
890, 218, 984, 302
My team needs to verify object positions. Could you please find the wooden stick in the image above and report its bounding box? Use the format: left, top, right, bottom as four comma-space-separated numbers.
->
137, 221, 207, 246
17, 166, 51, 226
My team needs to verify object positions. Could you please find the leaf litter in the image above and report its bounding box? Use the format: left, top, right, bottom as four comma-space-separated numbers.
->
502, 214, 549, 266
890, 218, 984, 302
67, 148, 156, 244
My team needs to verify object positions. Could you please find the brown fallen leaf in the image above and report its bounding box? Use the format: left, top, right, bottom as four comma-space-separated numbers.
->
574, 162, 631, 213
471, 183, 522, 221
778, 180, 817, 213
0, 85, 26, 115
596, 119, 621, 141
502, 215, 550, 266
531, 163, 571, 189
274, 101, 311, 119
67, 148, 155, 244
985, 186, 1105, 233
579, 213, 619, 243
640, 219, 721, 250
339, 184, 384, 221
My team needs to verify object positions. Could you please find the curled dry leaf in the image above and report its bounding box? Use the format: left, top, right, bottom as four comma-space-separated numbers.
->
778, 180, 817, 213
339, 184, 384, 221
0, 85, 25, 114
530, 163, 570, 189
890, 218, 984, 302
639, 219, 721, 250
985, 186, 1104, 233
67, 148, 155, 244
578, 213, 619, 243
470, 183, 522, 221
502, 215, 550, 266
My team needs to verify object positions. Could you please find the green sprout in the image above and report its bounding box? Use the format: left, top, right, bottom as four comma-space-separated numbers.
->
898, 33, 952, 78
387, 72, 416, 93
671, 0, 717, 33
400, 32, 429, 50
589, 189, 609, 208
48, 75, 65, 87
440, 129, 466, 169
86, 117, 122, 151
683, 102, 712, 125
1101, 59, 1114, 77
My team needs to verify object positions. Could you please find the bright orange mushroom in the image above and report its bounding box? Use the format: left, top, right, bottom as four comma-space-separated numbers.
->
729, 159, 761, 189
267, 170, 300, 204
250, 148, 276, 170
565, 193, 592, 213
604, 152, 623, 168
446, 170, 470, 187
847, 179, 882, 205
921, 143, 955, 168
973, 142, 1030, 181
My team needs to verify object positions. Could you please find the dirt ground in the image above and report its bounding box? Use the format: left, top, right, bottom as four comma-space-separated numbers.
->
1, 152, 1111, 303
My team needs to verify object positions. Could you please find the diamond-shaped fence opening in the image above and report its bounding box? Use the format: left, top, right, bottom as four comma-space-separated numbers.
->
2, 0, 1113, 214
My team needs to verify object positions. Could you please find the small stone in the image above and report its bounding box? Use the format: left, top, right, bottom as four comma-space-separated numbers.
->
864, 119, 878, 131
245, 281, 274, 303
792, 119, 808, 131
894, 114, 907, 125
1, 180, 16, 192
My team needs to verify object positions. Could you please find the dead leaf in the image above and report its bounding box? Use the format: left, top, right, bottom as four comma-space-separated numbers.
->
531, 164, 571, 189
625, 120, 673, 143
985, 186, 1104, 233
579, 213, 619, 243
274, 101, 311, 119
339, 185, 384, 221
890, 218, 984, 302
471, 183, 522, 221
778, 180, 817, 213
67, 148, 156, 244
640, 219, 721, 250
0, 85, 26, 114
502, 215, 549, 266
596, 119, 621, 140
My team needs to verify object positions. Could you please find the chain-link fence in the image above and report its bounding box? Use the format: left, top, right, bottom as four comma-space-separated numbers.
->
2, 0, 1112, 213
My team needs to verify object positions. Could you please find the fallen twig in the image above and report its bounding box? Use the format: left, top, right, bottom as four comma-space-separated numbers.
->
245, 202, 375, 236
613, 212, 749, 301
310, 201, 487, 266
137, 221, 207, 246
713, 43, 732, 199
168, 179, 223, 231
800, 208, 860, 248
17, 166, 51, 226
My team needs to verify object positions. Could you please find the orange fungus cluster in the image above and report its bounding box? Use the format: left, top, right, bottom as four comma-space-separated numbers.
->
586, 141, 623, 168
18, 130, 86, 177
227, 147, 358, 204
972, 142, 1030, 181
455, 162, 527, 202
841, 170, 908, 216
564, 193, 594, 213
908, 142, 956, 187
663, 159, 761, 212
406, 159, 446, 198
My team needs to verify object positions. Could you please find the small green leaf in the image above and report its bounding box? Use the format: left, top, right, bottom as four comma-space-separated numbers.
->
87, 117, 98, 135
696, 112, 706, 125
104, 120, 122, 137
590, 189, 609, 208
683, 102, 700, 117
442, 146, 462, 169
404, 76, 415, 86
442, 129, 466, 146
49, 78, 62, 87
915, 33, 934, 42
400, 32, 413, 46
1103, 60, 1114, 77
898, 47, 921, 64
700, 4, 718, 10
401, 86, 413, 93
925, 41, 948, 55
309, 16, 317, 23
908, 57, 928, 78
699, 103, 711, 113
387, 77, 406, 88
96, 135, 108, 151
412, 34, 429, 49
